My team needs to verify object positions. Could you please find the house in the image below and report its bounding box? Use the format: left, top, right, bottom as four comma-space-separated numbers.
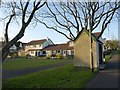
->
42, 42, 74, 58
24, 38, 54, 56
0, 41, 18, 53
17, 42, 27, 56
9, 45, 17, 52
74, 29, 104, 69
9, 41, 24, 53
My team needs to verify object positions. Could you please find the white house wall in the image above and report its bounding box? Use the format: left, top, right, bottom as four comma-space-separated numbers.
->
19, 43, 23, 48
25, 39, 53, 52
67, 50, 71, 55
69, 41, 74, 47
96, 42, 100, 67
25, 44, 42, 52
62, 50, 67, 57
46, 51, 52, 57
29, 51, 36, 56
67, 50, 74, 55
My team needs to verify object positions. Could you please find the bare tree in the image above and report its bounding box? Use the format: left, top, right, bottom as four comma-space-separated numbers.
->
36, 0, 120, 40
1, 0, 46, 61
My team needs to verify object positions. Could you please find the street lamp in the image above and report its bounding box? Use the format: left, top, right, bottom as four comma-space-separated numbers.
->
88, 0, 94, 72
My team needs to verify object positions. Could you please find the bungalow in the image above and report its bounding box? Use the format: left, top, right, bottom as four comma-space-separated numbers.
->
17, 42, 27, 56
42, 42, 74, 58
24, 37, 54, 56
74, 29, 104, 69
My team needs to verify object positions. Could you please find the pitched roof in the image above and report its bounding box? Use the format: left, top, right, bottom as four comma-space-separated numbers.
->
67, 46, 74, 50
93, 32, 101, 38
27, 39, 47, 45
74, 28, 103, 44
42, 43, 73, 51
22, 43, 28, 46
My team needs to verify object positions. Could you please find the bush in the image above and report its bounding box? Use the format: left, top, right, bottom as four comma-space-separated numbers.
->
9, 53, 18, 58
43, 57, 47, 60
46, 57, 50, 59
51, 54, 56, 57
67, 55, 74, 59
105, 54, 112, 63
57, 53, 63, 59
13, 53, 18, 57
26, 54, 32, 59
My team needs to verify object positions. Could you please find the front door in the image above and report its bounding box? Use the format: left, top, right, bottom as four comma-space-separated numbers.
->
99, 44, 103, 64
35, 51, 37, 56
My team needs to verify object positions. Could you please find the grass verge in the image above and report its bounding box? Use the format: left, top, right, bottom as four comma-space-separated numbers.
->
2, 64, 97, 88
105, 50, 120, 63
3, 58, 72, 70
105, 54, 112, 63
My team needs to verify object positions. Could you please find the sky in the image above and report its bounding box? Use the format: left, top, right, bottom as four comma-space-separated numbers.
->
0, 19, 118, 44
0, 2, 119, 44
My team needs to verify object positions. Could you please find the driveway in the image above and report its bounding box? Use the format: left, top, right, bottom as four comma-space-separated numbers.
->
86, 55, 119, 88
2, 61, 72, 79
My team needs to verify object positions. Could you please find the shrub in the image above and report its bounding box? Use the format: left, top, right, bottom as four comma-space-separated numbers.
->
57, 53, 63, 59
67, 55, 74, 59
43, 57, 47, 60
51, 54, 56, 57
46, 57, 50, 59
105, 54, 112, 63
9, 53, 18, 58
26, 54, 32, 59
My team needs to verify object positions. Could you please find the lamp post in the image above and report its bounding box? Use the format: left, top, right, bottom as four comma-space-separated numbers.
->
88, 0, 94, 72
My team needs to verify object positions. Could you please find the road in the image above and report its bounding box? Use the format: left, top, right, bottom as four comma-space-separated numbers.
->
86, 55, 119, 88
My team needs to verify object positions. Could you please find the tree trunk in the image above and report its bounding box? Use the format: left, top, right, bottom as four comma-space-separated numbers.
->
2, 48, 9, 62
2, 27, 25, 62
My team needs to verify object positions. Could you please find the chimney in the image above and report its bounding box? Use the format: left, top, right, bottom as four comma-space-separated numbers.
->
46, 37, 49, 41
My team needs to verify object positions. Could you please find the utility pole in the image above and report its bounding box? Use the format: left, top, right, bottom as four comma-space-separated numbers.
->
88, 0, 94, 72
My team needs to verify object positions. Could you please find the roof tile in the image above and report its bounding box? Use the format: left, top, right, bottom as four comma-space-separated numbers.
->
27, 39, 46, 45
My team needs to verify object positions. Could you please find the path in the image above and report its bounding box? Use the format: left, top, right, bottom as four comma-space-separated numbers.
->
86, 55, 119, 88
2, 61, 72, 79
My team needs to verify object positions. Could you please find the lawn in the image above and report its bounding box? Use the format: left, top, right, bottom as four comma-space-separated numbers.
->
2, 64, 97, 88
3, 58, 72, 70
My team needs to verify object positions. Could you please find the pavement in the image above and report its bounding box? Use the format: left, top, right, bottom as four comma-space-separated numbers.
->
2, 61, 72, 79
86, 55, 120, 88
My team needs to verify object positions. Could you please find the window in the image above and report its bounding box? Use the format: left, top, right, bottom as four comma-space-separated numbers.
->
31, 51, 34, 54
43, 51, 46, 54
63, 51, 66, 54
57, 50, 60, 53
33, 45, 36, 47
71, 51, 74, 55
39, 45, 41, 47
